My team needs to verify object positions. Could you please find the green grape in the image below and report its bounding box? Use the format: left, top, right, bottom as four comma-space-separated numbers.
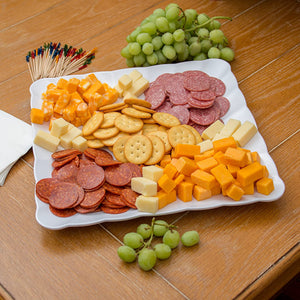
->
162, 32, 174, 45
196, 28, 209, 39
123, 232, 144, 249
129, 26, 141, 42
200, 39, 212, 53
208, 20, 221, 30
193, 52, 207, 60
126, 58, 135, 67
141, 22, 157, 35
117, 245, 137, 263
120, 45, 133, 59
147, 14, 158, 23
184, 9, 197, 28
175, 18, 185, 30
133, 53, 146, 66
153, 8, 165, 17
168, 21, 177, 33
137, 223, 152, 239
207, 46, 221, 58
166, 6, 180, 21
136, 32, 152, 45
162, 45, 176, 60
142, 42, 154, 55
189, 42, 201, 57
165, 3, 179, 11
138, 248, 157, 271
174, 41, 186, 54
146, 53, 158, 65
152, 36, 163, 50
128, 42, 141, 56
177, 44, 189, 61
184, 31, 192, 41
153, 220, 169, 237
188, 36, 198, 45
155, 17, 169, 33
173, 29, 185, 42
155, 50, 168, 64
181, 231, 200, 247
197, 13, 210, 26
126, 35, 132, 43
163, 229, 180, 249
220, 47, 235, 61
209, 29, 225, 44
143, 61, 150, 67
154, 243, 172, 260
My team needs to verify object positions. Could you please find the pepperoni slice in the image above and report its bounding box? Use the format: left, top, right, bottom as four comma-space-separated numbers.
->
120, 188, 138, 209
52, 160, 79, 183
74, 205, 99, 214
52, 153, 78, 169
36, 178, 60, 203
100, 206, 129, 214
80, 187, 106, 209
84, 148, 113, 160
76, 164, 105, 191
95, 156, 122, 167
103, 182, 124, 195
49, 206, 77, 217
103, 192, 127, 207
124, 162, 142, 178
49, 182, 79, 209
51, 149, 81, 160
105, 164, 132, 186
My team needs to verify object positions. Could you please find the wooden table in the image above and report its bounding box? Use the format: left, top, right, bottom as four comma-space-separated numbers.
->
0, 0, 299, 299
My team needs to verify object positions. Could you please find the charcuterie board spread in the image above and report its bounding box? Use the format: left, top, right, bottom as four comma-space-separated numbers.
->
30, 59, 285, 229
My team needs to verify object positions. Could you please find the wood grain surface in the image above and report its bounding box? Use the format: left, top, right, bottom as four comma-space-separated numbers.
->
0, 0, 299, 299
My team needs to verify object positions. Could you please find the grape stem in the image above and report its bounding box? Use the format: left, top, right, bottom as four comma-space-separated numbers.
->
185, 16, 232, 32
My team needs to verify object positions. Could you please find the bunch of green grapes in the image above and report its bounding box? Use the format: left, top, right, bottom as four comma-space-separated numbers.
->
121, 3, 235, 67
117, 217, 200, 271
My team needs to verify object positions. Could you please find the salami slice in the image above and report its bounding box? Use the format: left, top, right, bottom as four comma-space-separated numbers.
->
169, 105, 190, 125
156, 100, 172, 113
209, 77, 226, 96
80, 187, 106, 209
105, 164, 132, 186
187, 96, 215, 109
145, 83, 166, 109
189, 107, 218, 126
49, 206, 77, 217
36, 178, 60, 203
183, 71, 211, 91
188, 121, 209, 135
49, 182, 79, 209
76, 164, 105, 191
214, 96, 230, 117
190, 90, 216, 101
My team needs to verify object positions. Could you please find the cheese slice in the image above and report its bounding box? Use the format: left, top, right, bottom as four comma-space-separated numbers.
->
232, 121, 257, 147
131, 177, 157, 196
34, 130, 60, 152
135, 195, 159, 213
142, 165, 164, 182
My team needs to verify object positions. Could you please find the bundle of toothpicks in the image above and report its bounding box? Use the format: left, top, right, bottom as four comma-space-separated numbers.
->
26, 42, 96, 81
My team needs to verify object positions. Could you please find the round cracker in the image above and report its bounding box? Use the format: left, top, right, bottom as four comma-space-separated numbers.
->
168, 125, 196, 147
99, 102, 125, 111
143, 117, 156, 124
82, 112, 104, 136
132, 104, 156, 114
147, 131, 172, 153
114, 114, 144, 133
144, 135, 165, 165
122, 107, 151, 119
93, 127, 119, 139
124, 98, 152, 108
102, 132, 129, 147
112, 135, 131, 163
87, 139, 105, 149
100, 112, 121, 129
124, 135, 153, 164
142, 124, 160, 135
182, 124, 203, 144
152, 112, 181, 128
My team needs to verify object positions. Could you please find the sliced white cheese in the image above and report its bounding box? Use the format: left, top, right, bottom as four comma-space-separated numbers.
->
197, 139, 213, 153
201, 120, 224, 140
60, 126, 82, 149
142, 165, 164, 182
135, 195, 159, 213
232, 121, 257, 147
50, 117, 69, 138
131, 177, 157, 196
219, 118, 241, 137
34, 130, 60, 152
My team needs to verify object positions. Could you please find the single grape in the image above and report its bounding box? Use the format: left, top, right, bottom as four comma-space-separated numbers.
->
165, 3, 179, 11
141, 22, 157, 35
142, 42, 154, 55
193, 52, 207, 60
162, 45, 176, 60
153, 8, 165, 17
136, 32, 152, 45
117, 245, 137, 263
188, 36, 198, 45
200, 39, 212, 53
146, 53, 158, 65
197, 13, 210, 26
154, 243, 172, 260
181, 230, 200, 247
128, 42, 141, 56
152, 36, 163, 50
133, 53, 146, 66
143, 61, 150, 67
207, 47, 221, 58
153, 220, 169, 237
196, 28, 209, 40
126, 58, 135, 67
168, 21, 177, 33
120, 45, 132, 59
166, 6, 180, 21
147, 14, 158, 24
123, 232, 144, 249
163, 229, 180, 249
189, 42, 201, 57
155, 50, 168, 64
177, 44, 189, 61
184, 9, 197, 28
174, 41, 186, 54
208, 20, 221, 30
138, 248, 157, 271
129, 27, 141, 42
155, 17, 169, 33
162, 32, 174, 45
173, 29, 185, 42
220, 47, 235, 61
209, 29, 225, 44
137, 223, 152, 239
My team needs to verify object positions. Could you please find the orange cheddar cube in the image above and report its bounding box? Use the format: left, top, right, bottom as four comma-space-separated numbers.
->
71, 91, 84, 102
213, 151, 226, 164
53, 92, 71, 114
176, 157, 198, 176
41, 100, 54, 122
223, 147, 248, 167
83, 82, 105, 102
47, 83, 56, 90
166, 189, 177, 205
213, 136, 237, 153
77, 78, 91, 94
173, 144, 201, 158
193, 185, 211, 201
174, 174, 185, 186
177, 181, 194, 202
227, 164, 240, 178
194, 149, 214, 162
262, 165, 269, 178
57, 78, 68, 90
210, 183, 221, 196
236, 162, 264, 187
45, 89, 62, 102
163, 163, 178, 179
156, 191, 168, 209
62, 105, 76, 123
86, 73, 101, 84
256, 177, 274, 195
242, 182, 254, 195
160, 154, 171, 168
184, 176, 194, 184
196, 157, 218, 172
251, 151, 260, 163
158, 174, 177, 193
30, 108, 44, 124
191, 169, 217, 190
226, 183, 244, 201
66, 78, 80, 93
211, 164, 234, 188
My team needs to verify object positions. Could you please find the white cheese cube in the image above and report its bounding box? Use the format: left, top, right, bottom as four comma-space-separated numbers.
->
197, 139, 213, 153
118, 74, 132, 90
114, 83, 124, 97
34, 130, 60, 152
123, 91, 140, 101
131, 177, 157, 196
50, 117, 69, 138
72, 136, 87, 151
142, 166, 164, 182
136, 195, 159, 213
128, 70, 142, 82
127, 77, 149, 97
60, 127, 82, 149
232, 121, 257, 147
219, 119, 241, 137
201, 120, 224, 140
